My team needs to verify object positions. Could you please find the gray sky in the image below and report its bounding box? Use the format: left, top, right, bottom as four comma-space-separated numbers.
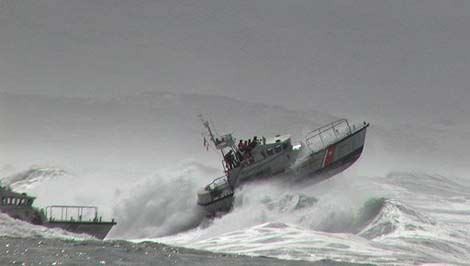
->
1, 0, 469, 120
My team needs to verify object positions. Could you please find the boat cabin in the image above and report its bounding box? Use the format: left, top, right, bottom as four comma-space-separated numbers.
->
222, 134, 293, 171
0, 186, 35, 208
262, 135, 293, 157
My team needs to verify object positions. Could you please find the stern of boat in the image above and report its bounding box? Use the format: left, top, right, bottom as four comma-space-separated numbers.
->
294, 120, 369, 178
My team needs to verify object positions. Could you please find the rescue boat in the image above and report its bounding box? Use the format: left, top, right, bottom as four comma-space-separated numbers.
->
196, 117, 369, 216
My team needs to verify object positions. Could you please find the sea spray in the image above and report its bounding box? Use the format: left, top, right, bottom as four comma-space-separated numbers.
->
109, 161, 220, 238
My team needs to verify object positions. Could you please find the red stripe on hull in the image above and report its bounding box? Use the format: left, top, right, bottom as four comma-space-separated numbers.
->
323, 145, 336, 167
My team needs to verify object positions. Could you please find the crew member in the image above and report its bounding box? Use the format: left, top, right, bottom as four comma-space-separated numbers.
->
224, 150, 235, 170
238, 139, 244, 152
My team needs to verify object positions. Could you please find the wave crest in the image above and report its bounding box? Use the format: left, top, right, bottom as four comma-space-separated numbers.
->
109, 161, 219, 239
358, 198, 435, 239
2, 166, 70, 191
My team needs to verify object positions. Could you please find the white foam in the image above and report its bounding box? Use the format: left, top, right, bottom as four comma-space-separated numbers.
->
0, 213, 91, 240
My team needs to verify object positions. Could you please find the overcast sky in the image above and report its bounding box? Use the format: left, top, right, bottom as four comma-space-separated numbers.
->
1, 0, 469, 120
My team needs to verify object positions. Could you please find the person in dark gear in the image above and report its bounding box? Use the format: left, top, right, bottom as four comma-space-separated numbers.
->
251, 136, 258, 148
235, 150, 242, 165
238, 139, 244, 152
224, 150, 235, 169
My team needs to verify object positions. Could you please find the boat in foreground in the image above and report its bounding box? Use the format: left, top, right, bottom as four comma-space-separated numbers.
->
197, 118, 369, 216
0, 186, 115, 239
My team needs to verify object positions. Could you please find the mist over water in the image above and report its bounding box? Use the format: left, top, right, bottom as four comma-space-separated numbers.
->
2, 91, 470, 264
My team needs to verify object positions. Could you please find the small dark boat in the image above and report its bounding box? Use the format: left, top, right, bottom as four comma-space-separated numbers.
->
0, 186, 115, 239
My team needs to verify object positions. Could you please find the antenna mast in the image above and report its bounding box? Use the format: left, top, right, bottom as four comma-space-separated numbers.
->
199, 115, 225, 158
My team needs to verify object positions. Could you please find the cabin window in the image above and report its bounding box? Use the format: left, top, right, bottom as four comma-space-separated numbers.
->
20, 199, 25, 205
266, 148, 273, 156
1, 197, 5, 205
274, 145, 282, 153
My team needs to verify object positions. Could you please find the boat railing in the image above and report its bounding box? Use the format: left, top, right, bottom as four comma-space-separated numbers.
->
45, 205, 102, 223
305, 119, 352, 152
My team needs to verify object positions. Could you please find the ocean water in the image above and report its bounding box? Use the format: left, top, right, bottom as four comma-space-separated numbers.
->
1, 92, 470, 265
145, 171, 470, 265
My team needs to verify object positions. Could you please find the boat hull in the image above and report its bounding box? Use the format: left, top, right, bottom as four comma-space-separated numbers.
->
293, 124, 367, 178
44, 221, 116, 240
0, 189, 116, 239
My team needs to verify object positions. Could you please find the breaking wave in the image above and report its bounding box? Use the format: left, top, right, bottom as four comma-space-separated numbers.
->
358, 198, 434, 239
2, 160, 470, 265
2, 162, 470, 264
0, 213, 91, 240
109, 161, 220, 239
155, 196, 470, 265
1, 166, 70, 191
313, 197, 386, 234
